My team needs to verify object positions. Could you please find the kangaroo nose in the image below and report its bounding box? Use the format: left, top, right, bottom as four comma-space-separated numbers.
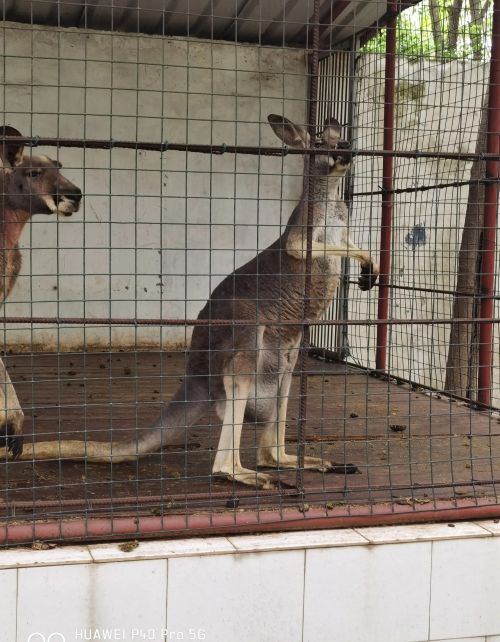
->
69, 188, 82, 204
55, 187, 82, 207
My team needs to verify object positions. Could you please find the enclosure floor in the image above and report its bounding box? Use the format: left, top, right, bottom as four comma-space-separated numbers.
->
1, 350, 498, 519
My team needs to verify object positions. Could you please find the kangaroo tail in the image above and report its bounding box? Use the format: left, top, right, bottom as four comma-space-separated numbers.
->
1, 380, 209, 463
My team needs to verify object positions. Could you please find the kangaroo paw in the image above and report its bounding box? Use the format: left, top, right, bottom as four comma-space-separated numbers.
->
359, 261, 379, 291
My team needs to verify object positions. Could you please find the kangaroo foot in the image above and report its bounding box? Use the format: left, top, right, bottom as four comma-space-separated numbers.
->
214, 467, 276, 490
0, 422, 24, 459
257, 451, 333, 473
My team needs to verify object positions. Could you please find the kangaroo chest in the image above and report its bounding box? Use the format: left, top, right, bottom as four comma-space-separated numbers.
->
0, 244, 22, 304
0, 221, 23, 304
307, 197, 348, 319
0, 216, 30, 304
314, 197, 347, 246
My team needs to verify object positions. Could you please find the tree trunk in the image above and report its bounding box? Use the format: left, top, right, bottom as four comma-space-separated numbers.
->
445, 106, 487, 398
447, 0, 464, 51
429, 0, 445, 56
469, 0, 490, 60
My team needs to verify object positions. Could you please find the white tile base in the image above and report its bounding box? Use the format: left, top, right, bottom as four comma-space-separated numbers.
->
17, 560, 167, 642
2, 521, 500, 642
430, 538, 500, 639
304, 542, 431, 642
427, 638, 486, 642
167, 550, 304, 642
0, 569, 17, 642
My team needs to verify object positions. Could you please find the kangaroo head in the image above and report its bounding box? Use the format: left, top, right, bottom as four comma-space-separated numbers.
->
0, 126, 82, 217
267, 114, 348, 176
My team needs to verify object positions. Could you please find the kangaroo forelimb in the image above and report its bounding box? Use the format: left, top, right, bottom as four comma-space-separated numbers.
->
287, 238, 376, 268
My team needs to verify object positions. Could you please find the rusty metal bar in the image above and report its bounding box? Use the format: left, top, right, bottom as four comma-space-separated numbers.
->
375, 0, 397, 373
296, 0, 321, 494
2, 478, 499, 516
3, 315, 500, 327
353, 176, 499, 197
2, 501, 500, 546
478, 0, 500, 405
5, 134, 500, 161
358, 280, 500, 299
346, 280, 499, 299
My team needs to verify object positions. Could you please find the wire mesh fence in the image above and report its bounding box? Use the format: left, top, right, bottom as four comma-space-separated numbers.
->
0, 0, 500, 546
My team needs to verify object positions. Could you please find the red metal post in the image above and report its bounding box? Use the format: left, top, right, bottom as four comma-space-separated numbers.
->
375, 2, 397, 372
478, 0, 500, 405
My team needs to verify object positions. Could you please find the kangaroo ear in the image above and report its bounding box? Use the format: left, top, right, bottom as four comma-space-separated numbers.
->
267, 114, 310, 149
0, 126, 24, 167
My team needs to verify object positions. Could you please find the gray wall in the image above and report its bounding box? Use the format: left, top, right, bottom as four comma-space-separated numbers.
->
0, 22, 308, 350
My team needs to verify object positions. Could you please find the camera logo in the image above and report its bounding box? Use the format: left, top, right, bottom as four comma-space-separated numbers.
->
27, 634, 66, 642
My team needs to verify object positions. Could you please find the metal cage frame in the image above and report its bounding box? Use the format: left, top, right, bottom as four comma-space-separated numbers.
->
0, 0, 500, 545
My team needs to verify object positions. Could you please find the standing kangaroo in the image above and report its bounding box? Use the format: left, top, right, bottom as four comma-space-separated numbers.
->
0, 126, 82, 457
4, 116, 378, 489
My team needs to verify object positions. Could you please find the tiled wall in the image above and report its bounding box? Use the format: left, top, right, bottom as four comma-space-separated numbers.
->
2, 521, 500, 642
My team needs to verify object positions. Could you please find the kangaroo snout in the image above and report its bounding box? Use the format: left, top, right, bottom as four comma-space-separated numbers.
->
55, 186, 82, 216
58, 188, 82, 205
332, 139, 351, 169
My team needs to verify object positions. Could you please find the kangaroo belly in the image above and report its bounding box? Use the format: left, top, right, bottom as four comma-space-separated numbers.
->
244, 338, 300, 421
245, 375, 280, 422
305, 266, 340, 322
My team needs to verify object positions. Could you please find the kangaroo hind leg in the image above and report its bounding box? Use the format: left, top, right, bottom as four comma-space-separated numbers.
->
257, 369, 332, 472
0, 358, 24, 459
212, 373, 275, 490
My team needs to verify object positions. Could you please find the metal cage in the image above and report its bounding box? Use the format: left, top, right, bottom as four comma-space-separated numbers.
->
0, 0, 499, 546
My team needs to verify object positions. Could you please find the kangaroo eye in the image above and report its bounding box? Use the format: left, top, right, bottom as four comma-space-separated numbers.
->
26, 169, 42, 178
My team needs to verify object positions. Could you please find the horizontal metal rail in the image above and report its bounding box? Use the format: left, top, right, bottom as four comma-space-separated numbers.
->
4, 135, 500, 162
345, 280, 500, 300
352, 177, 500, 197
1, 476, 499, 514
3, 315, 500, 327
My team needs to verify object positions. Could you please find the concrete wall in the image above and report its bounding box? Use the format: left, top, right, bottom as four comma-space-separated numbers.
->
347, 55, 492, 398
0, 22, 308, 350
3, 25, 496, 403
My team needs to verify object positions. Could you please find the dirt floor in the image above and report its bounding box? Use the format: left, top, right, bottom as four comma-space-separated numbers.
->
1, 350, 499, 521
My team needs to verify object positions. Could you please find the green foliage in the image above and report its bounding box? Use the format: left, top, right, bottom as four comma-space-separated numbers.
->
361, 0, 491, 62
363, 13, 435, 60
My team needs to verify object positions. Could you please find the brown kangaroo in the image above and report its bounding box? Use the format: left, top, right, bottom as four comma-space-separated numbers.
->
3, 115, 378, 489
0, 126, 82, 457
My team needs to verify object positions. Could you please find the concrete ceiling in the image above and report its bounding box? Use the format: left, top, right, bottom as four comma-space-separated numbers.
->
0, 1, 403, 48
